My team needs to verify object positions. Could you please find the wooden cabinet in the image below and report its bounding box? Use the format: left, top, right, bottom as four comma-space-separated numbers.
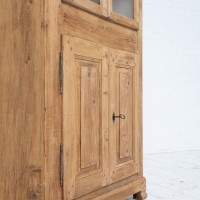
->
0, 0, 146, 199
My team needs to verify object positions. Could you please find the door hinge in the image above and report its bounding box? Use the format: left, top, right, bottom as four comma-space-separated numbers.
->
59, 49, 63, 95
60, 144, 63, 187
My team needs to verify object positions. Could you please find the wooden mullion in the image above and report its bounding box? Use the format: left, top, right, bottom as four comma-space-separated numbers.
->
100, 0, 108, 16
106, 0, 112, 17
134, 0, 140, 23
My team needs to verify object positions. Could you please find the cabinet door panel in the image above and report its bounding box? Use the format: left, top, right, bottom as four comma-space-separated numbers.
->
63, 35, 109, 199
118, 67, 133, 163
109, 48, 140, 183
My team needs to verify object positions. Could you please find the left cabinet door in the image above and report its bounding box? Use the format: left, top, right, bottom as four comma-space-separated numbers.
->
62, 35, 109, 199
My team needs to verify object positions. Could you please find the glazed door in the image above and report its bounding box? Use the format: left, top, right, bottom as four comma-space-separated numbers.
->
109, 48, 140, 183
62, 35, 109, 199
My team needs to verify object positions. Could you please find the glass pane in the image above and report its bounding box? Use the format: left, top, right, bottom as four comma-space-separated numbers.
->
112, 0, 134, 19
91, 0, 100, 4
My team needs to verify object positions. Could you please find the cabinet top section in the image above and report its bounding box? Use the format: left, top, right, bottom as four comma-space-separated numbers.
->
61, 0, 142, 30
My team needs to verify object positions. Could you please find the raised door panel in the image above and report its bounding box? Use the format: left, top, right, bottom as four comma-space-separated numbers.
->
117, 67, 133, 163
109, 48, 140, 184
63, 35, 109, 199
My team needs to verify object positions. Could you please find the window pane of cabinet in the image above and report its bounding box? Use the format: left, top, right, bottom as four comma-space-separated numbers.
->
91, 0, 100, 4
112, 0, 134, 19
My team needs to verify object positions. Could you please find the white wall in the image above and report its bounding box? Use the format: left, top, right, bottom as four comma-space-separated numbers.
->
143, 0, 200, 154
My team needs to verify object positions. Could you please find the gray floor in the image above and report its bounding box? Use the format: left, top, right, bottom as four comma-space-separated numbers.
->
125, 150, 200, 200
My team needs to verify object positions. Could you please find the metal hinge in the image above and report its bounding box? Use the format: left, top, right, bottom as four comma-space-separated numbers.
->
60, 144, 63, 187
59, 49, 63, 95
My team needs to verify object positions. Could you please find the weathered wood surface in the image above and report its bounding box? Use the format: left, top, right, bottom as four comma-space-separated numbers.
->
62, 36, 109, 199
61, 4, 138, 54
61, 0, 145, 199
0, 0, 45, 199
109, 48, 140, 184
44, 0, 62, 199
0, 0, 145, 199
62, 0, 107, 17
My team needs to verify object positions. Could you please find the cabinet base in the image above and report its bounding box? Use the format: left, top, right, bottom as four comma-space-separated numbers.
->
133, 191, 147, 200
77, 177, 146, 200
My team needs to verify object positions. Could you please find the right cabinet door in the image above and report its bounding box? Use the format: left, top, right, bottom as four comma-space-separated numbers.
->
109, 48, 140, 183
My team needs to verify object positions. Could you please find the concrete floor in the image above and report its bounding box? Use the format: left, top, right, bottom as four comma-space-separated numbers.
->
125, 150, 200, 200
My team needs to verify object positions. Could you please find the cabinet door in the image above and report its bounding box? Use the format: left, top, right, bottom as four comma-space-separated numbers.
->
62, 35, 109, 199
109, 48, 140, 183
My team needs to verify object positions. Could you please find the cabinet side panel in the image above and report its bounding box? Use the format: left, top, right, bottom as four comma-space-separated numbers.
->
0, 0, 45, 199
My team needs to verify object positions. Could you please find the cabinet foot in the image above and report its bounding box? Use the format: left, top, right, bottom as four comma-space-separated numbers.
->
133, 191, 147, 200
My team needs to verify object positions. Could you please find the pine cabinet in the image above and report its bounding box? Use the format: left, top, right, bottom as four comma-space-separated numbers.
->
0, 0, 146, 199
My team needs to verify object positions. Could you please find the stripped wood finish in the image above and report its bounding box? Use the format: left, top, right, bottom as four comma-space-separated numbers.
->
44, 0, 62, 199
109, 49, 139, 183
61, 4, 138, 53
0, 0, 45, 199
0, 0, 145, 199
62, 36, 109, 199
62, 0, 107, 17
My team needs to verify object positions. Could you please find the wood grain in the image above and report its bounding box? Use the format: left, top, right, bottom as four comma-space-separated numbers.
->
119, 69, 133, 160
0, 0, 45, 199
62, 0, 107, 17
108, 12, 139, 30
137, 0, 144, 179
0, 0, 145, 199
63, 36, 109, 199
134, 191, 148, 200
92, 177, 146, 200
44, 0, 62, 199
61, 4, 138, 53
109, 48, 139, 184
79, 58, 101, 171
